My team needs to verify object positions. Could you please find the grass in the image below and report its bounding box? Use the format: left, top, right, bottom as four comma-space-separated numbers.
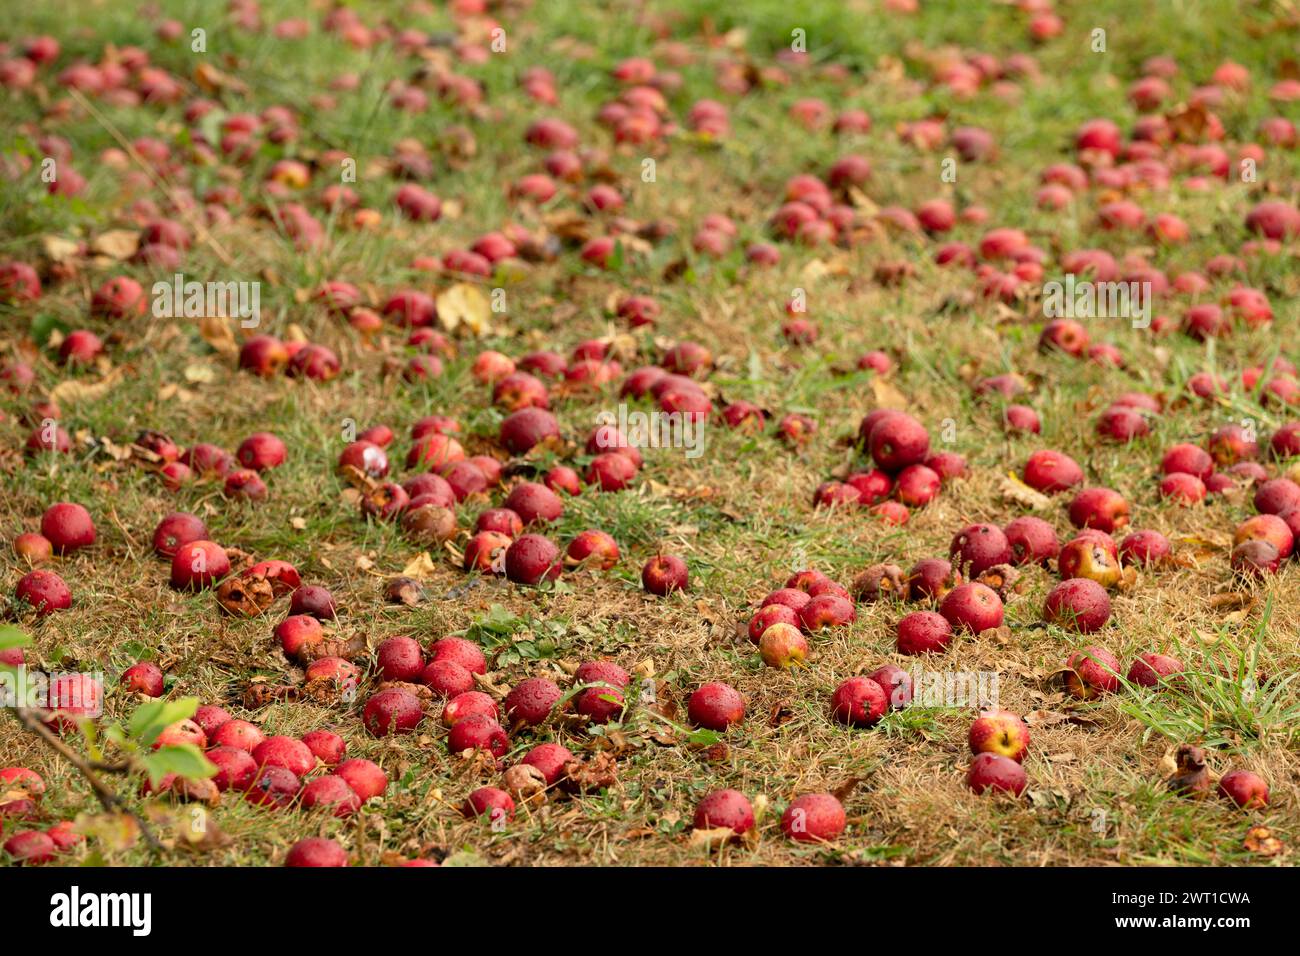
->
0, 0, 1297, 867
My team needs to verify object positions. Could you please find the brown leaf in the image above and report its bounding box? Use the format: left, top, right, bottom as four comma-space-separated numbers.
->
173, 807, 230, 852
97, 436, 134, 462
194, 61, 250, 95
199, 316, 238, 356
170, 776, 221, 806
1024, 709, 1068, 727
831, 777, 862, 802
50, 367, 128, 404
1166, 103, 1210, 142
768, 700, 796, 727
1208, 592, 1252, 612
561, 752, 618, 794
688, 826, 738, 850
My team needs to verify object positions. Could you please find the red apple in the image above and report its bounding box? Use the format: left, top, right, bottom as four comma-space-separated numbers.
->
966, 753, 1027, 796
1064, 646, 1122, 698
968, 710, 1030, 762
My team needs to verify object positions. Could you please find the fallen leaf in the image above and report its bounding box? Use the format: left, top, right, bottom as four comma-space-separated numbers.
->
73, 811, 139, 852
831, 777, 862, 801
194, 61, 249, 95
687, 826, 737, 850
401, 552, 439, 579
437, 283, 492, 336
1000, 472, 1052, 510
50, 367, 128, 403
199, 316, 238, 356
1208, 592, 1252, 612
90, 230, 140, 260
97, 436, 134, 461
768, 700, 795, 727
42, 235, 80, 263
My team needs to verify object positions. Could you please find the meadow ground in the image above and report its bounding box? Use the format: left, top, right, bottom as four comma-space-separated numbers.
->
0, 0, 1297, 867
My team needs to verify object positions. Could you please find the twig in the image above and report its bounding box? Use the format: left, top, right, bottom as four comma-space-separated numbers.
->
11, 708, 164, 853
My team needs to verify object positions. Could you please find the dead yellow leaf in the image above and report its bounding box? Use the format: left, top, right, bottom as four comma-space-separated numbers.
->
90, 230, 140, 260
870, 376, 909, 410
199, 316, 238, 356
1000, 472, 1052, 511
50, 367, 128, 403
687, 826, 737, 851
41, 235, 80, 263
401, 552, 439, 579
437, 283, 491, 336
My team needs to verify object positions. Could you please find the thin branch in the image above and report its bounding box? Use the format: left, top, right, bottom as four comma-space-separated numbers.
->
11, 708, 164, 853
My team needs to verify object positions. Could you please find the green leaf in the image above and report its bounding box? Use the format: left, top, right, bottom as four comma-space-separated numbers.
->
684, 728, 722, 746
129, 697, 199, 747
0, 625, 31, 651
31, 313, 70, 347
196, 109, 228, 153
141, 744, 216, 787
101, 722, 128, 748
127, 700, 166, 740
